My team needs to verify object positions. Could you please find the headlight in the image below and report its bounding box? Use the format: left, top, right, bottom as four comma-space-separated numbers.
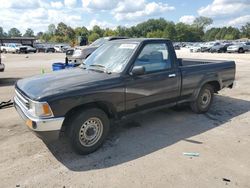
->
29, 101, 53, 117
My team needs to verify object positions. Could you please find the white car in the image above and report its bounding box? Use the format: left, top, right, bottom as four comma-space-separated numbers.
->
54, 44, 67, 53
190, 43, 202, 52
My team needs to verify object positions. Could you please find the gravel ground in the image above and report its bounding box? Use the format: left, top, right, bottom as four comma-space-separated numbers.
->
0, 50, 250, 188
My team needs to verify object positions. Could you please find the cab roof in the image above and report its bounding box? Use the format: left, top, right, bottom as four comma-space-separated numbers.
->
110, 38, 171, 44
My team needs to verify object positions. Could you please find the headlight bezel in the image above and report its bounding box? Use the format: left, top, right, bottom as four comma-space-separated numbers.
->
28, 100, 54, 118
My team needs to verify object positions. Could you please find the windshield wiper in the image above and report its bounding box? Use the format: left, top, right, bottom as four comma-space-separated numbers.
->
88, 64, 111, 74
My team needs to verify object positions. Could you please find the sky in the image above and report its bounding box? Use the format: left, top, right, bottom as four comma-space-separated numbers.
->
0, 0, 249, 33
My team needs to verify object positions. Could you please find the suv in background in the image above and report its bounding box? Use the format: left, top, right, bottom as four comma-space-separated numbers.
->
34, 44, 55, 53
227, 42, 250, 53
69, 36, 128, 64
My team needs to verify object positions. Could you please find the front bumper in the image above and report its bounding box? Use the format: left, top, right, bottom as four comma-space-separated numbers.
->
14, 95, 64, 141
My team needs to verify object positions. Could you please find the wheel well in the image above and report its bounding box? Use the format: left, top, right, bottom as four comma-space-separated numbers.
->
61, 102, 117, 131
206, 81, 220, 93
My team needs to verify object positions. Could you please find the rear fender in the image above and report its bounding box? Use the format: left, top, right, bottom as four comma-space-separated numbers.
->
190, 74, 221, 101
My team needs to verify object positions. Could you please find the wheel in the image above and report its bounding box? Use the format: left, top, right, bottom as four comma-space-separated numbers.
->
3, 49, 7, 53
190, 84, 214, 114
68, 108, 110, 155
238, 48, 244, 53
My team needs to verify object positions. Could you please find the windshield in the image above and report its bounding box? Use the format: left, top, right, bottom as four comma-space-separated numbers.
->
85, 42, 138, 73
89, 37, 109, 47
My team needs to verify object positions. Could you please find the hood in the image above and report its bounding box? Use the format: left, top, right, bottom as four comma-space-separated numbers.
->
16, 68, 119, 101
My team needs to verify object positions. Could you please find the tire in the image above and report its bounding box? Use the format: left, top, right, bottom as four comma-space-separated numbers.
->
190, 84, 214, 114
68, 108, 110, 155
238, 48, 244, 53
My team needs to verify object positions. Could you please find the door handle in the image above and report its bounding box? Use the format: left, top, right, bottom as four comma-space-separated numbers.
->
168, 73, 176, 78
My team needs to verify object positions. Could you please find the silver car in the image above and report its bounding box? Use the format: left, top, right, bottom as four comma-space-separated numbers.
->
227, 42, 250, 53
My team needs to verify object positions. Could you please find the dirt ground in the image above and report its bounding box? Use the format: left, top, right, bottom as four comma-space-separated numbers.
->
0, 50, 250, 188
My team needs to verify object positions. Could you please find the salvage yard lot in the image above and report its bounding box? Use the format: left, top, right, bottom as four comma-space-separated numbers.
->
0, 51, 250, 187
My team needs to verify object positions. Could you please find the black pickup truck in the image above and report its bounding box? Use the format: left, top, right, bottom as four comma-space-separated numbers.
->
14, 39, 235, 154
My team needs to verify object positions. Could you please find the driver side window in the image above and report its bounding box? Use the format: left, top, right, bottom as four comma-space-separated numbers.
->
134, 43, 172, 73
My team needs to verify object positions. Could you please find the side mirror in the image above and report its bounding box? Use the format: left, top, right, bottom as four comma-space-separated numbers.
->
131, 66, 145, 76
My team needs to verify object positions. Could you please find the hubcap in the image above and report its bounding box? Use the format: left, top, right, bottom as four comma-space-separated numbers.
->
200, 89, 211, 108
79, 117, 103, 147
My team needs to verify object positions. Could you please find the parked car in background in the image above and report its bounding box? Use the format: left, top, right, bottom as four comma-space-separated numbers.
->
1, 43, 17, 53
14, 38, 235, 154
69, 36, 128, 64
62, 45, 71, 53
201, 42, 220, 52
173, 43, 181, 50
54, 44, 70, 53
227, 42, 250, 53
34, 44, 55, 53
23, 46, 37, 53
0, 54, 4, 72
190, 43, 202, 52
210, 43, 232, 53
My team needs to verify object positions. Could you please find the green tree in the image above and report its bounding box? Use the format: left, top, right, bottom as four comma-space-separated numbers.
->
74, 26, 89, 37
8, 28, 22, 37
175, 23, 190, 41
36, 32, 44, 38
56, 22, 69, 36
48, 24, 56, 35
0, 27, 7, 38
163, 22, 176, 40
116, 26, 128, 36
23, 28, 34, 37
241, 22, 250, 38
92, 25, 104, 37
104, 28, 117, 36
41, 33, 51, 42
88, 33, 100, 43
135, 18, 167, 37
193, 16, 213, 30
146, 30, 164, 38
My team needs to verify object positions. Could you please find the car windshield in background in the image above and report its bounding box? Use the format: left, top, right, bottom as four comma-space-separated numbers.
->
89, 37, 109, 47
85, 42, 138, 73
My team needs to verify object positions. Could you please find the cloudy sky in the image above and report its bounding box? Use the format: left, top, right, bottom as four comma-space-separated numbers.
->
0, 0, 249, 33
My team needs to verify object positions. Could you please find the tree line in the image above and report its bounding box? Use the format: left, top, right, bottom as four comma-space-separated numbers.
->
0, 17, 249, 45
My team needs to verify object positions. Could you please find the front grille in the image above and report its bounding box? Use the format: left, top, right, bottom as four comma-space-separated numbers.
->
15, 90, 30, 110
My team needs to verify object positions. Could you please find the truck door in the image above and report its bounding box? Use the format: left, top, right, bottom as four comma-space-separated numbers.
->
125, 42, 180, 113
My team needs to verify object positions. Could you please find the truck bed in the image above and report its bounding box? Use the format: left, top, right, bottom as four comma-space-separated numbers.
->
180, 58, 234, 66
178, 58, 236, 99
